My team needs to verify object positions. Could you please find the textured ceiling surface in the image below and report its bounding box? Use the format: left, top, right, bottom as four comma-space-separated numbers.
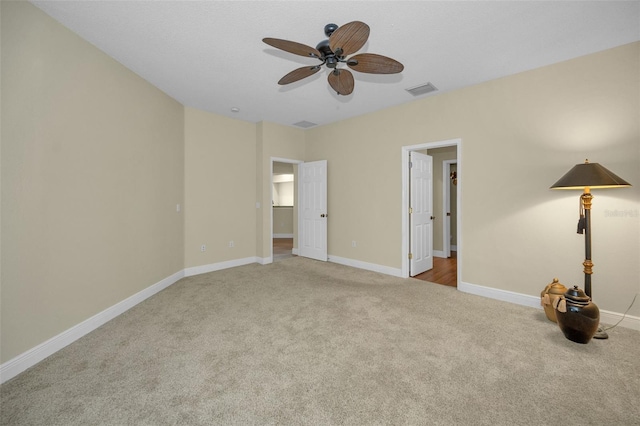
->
31, 1, 640, 128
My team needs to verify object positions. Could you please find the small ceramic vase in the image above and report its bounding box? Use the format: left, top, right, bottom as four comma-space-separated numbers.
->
540, 278, 567, 323
553, 285, 600, 344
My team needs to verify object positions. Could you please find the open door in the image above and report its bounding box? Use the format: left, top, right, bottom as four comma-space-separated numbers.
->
299, 160, 327, 261
410, 152, 433, 276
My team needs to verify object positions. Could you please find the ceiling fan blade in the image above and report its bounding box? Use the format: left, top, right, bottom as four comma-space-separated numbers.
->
329, 21, 370, 56
328, 69, 354, 96
347, 53, 404, 74
263, 38, 321, 59
278, 66, 322, 85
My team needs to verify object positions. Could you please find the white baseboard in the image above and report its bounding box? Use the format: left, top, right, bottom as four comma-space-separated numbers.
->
599, 310, 640, 331
458, 281, 640, 331
2, 257, 262, 384
184, 257, 258, 276
0, 270, 185, 384
292, 248, 298, 255
451, 245, 457, 251
328, 255, 403, 278
433, 250, 445, 258
5, 260, 636, 384
273, 233, 293, 238
458, 281, 541, 309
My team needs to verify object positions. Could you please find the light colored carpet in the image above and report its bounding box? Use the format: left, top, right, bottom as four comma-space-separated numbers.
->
2, 257, 639, 425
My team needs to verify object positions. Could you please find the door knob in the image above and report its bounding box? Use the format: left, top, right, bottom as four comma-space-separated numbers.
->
430, 216, 435, 220
321, 214, 328, 218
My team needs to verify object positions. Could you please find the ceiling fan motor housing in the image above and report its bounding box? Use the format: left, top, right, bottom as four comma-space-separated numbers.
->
316, 39, 338, 57
316, 39, 342, 68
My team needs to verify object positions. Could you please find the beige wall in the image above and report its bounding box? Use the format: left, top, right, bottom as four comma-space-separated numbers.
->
273, 182, 294, 206
256, 122, 305, 259
1, 1, 638, 367
305, 120, 402, 266
184, 108, 256, 267
1, 2, 185, 362
273, 207, 294, 235
306, 42, 640, 316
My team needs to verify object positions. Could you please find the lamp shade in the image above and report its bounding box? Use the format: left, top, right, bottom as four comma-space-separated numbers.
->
550, 160, 631, 190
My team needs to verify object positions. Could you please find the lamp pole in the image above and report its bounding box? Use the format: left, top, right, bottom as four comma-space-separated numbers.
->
582, 188, 609, 339
581, 189, 593, 298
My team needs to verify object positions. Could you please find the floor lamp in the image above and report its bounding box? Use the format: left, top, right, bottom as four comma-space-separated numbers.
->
550, 159, 631, 339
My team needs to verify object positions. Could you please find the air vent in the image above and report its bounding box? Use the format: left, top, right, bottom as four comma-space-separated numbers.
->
293, 120, 317, 128
406, 82, 438, 97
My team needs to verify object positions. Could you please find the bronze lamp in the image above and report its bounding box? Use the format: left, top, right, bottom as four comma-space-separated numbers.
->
550, 159, 631, 339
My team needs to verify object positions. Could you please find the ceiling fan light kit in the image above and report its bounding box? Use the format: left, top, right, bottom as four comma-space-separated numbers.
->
263, 21, 404, 96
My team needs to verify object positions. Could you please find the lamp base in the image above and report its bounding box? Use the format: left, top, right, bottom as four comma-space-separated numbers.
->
593, 326, 609, 339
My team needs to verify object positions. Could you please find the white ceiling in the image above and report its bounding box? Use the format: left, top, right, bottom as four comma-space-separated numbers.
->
31, 1, 640, 128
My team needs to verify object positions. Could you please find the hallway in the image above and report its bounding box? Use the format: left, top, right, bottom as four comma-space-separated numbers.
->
273, 238, 294, 262
412, 252, 457, 287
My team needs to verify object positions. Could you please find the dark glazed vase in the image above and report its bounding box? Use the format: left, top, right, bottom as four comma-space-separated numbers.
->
553, 286, 600, 344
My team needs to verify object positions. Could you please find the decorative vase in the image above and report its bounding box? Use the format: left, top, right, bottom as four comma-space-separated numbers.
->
553, 285, 600, 344
540, 278, 567, 323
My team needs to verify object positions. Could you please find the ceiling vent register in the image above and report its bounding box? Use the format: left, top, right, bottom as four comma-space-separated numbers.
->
406, 82, 438, 96
293, 120, 318, 128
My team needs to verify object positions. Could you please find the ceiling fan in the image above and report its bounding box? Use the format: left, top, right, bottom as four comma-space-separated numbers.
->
263, 21, 404, 96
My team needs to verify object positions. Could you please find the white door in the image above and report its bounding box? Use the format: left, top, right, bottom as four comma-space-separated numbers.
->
410, 152, 433, 276
299, 160, 327, 261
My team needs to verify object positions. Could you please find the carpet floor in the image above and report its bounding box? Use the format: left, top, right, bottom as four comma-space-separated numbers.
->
2, 257, 639, 425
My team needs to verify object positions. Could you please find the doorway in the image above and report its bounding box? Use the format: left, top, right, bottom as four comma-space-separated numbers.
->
401, 139, 461, 286
271, 158, 300, 262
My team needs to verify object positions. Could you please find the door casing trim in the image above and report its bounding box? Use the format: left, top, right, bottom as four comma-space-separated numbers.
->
401, 139, 462, 282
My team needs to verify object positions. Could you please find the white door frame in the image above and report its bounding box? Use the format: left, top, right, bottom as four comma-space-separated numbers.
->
270, 157, 303, 263
443, 159, 457, 259
401, 139, 462, 281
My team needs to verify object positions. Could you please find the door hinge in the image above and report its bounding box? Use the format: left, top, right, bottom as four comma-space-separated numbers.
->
409, 161, 413, 168
409, 207, 413, 214
408, 253, 413, 260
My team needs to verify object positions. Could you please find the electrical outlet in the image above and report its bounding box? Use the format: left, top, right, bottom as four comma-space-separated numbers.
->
200, 244, 206, 252
228, 240, 234, 248
352, 240, 357, 247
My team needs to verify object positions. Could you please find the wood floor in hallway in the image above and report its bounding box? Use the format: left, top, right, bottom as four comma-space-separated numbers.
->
273, 238, 294, 261
412, 252, 457, 287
